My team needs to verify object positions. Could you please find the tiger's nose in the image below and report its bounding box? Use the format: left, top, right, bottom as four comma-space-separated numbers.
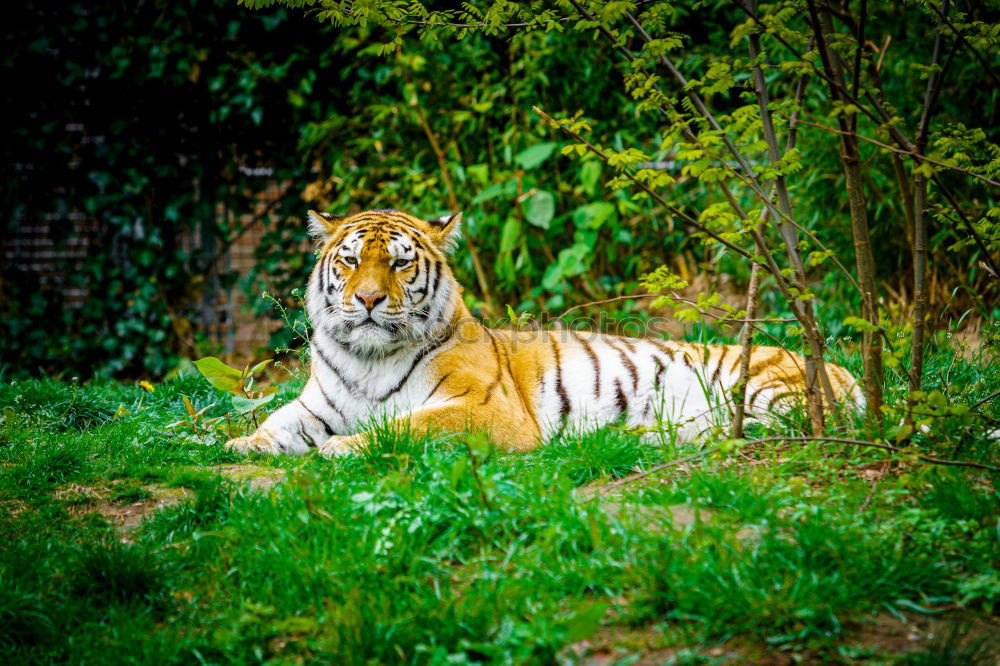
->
356, 292, 387, 311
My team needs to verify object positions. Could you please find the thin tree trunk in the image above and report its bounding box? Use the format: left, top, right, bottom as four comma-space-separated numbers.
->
891, 153, 916, 249
908, 0, 950, 413
731, 260, 762, 438
807, 0, 884, 415
745, 1, 824, 434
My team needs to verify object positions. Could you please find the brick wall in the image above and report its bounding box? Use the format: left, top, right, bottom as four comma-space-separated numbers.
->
2, 214, 100, 310
2, 178, 305, 356
216, 178, 309, 354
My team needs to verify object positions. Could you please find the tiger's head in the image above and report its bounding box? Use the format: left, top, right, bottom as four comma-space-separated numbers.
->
305, 208, 463, 357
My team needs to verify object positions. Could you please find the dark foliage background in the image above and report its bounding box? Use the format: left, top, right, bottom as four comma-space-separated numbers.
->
2, 0, 997, 379
1, 1, 343, 376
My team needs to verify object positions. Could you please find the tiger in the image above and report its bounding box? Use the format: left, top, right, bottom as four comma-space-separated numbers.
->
225, 208, 864, 457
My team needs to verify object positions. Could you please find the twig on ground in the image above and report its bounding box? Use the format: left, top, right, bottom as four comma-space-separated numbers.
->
600, 449, 715, 493
747, 436, 998, 472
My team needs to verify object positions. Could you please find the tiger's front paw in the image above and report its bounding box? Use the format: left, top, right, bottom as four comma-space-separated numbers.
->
319, 434, 362, 458
225, 432, 280, 455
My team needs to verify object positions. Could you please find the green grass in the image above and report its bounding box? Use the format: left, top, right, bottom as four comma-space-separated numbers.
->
0, 335, 998, 664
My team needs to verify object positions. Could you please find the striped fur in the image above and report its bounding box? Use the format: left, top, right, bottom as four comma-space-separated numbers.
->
225, 209, 864, 456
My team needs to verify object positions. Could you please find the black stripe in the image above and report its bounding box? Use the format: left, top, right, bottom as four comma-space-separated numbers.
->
729, 348, 744, 373
653, 356, 666, 389
409, 258, 429, 295
771, 391, 796, 406
425, 372, 451, 403
446, 388, 470, 401
606, 338, 639, 391
712, 347, 728, 385
429, 260, 442, 297
417, 257, 431, 291
571, 330, 601, 398
649, 339, 676, 360
297, 398, 335, 436
297, 424, 317, 449
499, 333, 538, 430
614, 379, 628, 417
550, 335, 571, 421
316, 253, 328, 294
314, 378, 347, 422
480, 328, 504, 406
749, 349, 784, 376
748, 381, 782, 409
377, 331, 452, 402
314, 343, 362, 396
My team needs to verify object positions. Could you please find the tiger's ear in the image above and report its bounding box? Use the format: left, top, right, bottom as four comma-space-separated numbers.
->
307, 210, 346, 240
426, 212, 462, 252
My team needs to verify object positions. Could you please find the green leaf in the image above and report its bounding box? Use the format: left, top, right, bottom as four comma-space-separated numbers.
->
842, 316, 879, 333
500, 217, 522, 251
552, 243, 590, 280
231, 393, 276, 415
542, 263, 564, 290
579, 161, 602, 194
450, 456, 468, 488
194, 357, 244, 393
515, 142, 556, 170
523, 190, 556, 229
572, 202, 616, 230
249, 359, 272, 376
564, 603, 608, 642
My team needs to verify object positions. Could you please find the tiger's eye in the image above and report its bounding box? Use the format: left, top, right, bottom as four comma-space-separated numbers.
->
342, 256, 358, 267
393, 259, 412, 270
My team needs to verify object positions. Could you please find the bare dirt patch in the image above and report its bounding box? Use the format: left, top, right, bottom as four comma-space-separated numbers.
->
210, 464, 286, 491
566, 612, 1000, 665
91, 484, 192, 542
565, 624, 788, 665
55, 480, 188, 543
58, 464, 287, 542
844, 612, 1000, 662
593, 500, 759, 542
0, 498, 29, 520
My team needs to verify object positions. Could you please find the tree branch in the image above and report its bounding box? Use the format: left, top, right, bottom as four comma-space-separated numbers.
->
926, 0, 1000, 89
782, 118, 1000, 189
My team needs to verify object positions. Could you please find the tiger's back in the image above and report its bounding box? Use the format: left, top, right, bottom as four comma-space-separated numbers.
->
428, 326, 862, 449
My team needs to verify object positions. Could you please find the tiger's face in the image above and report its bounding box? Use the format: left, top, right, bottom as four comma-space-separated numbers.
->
306, 209, 461, 357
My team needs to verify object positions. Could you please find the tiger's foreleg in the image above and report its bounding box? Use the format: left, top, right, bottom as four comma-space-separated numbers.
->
225, 381, 344, 456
